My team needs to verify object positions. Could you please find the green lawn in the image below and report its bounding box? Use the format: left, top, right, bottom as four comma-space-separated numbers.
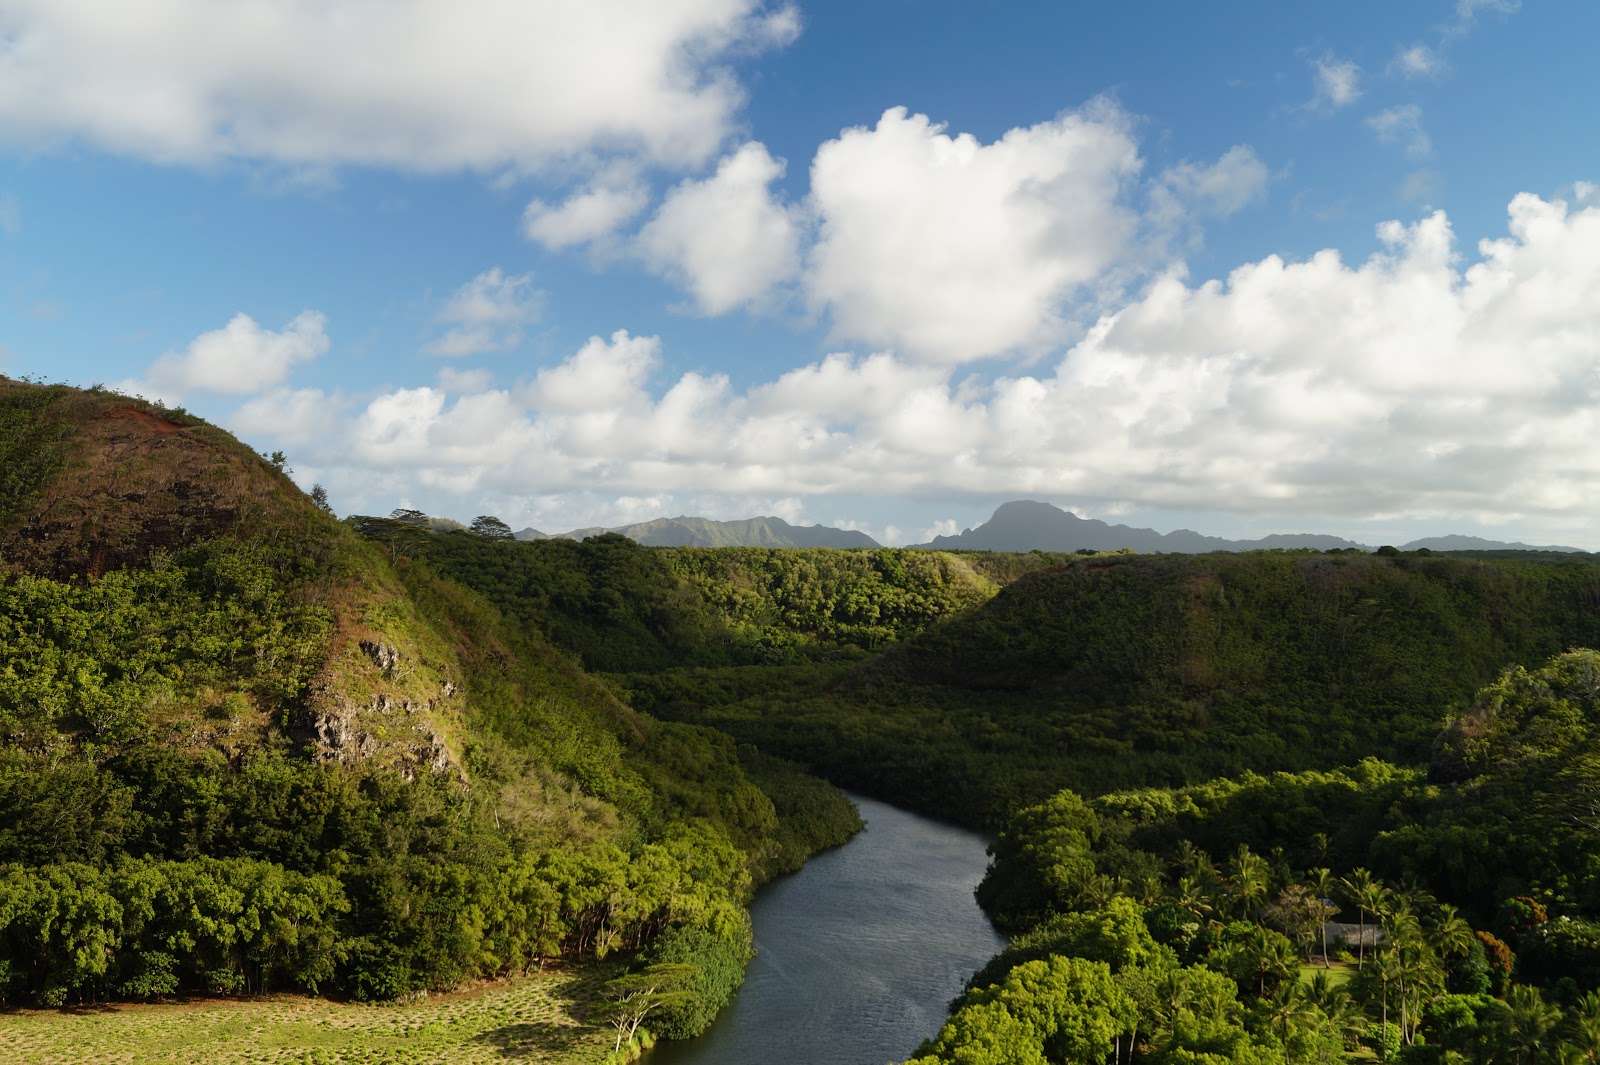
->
0, 967, 615, 1065
1298, 962, 1354, 989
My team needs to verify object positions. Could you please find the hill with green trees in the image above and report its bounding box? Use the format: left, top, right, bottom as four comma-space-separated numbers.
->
13, 375, 1600, 1063
904, 650, 1600, 1064
0, 378, 858, 1028
629, 548, 1600, 827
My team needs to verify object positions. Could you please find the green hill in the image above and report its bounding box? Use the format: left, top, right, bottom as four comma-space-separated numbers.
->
646, 548, 1600, 827
0, 379, 857, 1014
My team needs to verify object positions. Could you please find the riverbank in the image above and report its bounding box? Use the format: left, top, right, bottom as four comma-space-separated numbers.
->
647, 795, 1002, 1065
0, 965, 612, 1065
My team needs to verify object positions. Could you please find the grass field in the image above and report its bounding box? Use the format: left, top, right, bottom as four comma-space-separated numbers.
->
0, 967, 616, 1065
1299, 962, 1354, 989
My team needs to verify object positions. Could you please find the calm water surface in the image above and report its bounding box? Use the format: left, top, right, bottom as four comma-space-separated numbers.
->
648, 795, 1004, 1065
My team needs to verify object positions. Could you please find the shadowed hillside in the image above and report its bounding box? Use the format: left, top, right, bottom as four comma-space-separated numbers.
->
647, 548, 1600, 826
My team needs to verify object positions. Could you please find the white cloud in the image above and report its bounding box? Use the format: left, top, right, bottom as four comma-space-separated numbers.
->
637, 142, 803, 314
1310, 53, 1363, 109
231, 387, 349, 447
147, 311, 328, 396
230, 192, 1600, 535
437, 366, 494, 394
1368, 105, 1432, 159
1452, 0, 1520, 30
0, 0, 798, 172
523, 179, 650, 250
805, 103, 1142, 364
1147, 146, 1270, 256
1153, 146, 1269, 219
424, 268, 542, 357
1390, 44, 1443, 78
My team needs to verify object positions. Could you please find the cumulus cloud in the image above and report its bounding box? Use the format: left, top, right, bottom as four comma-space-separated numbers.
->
1147, 146, 1270, 256
637, 142, 803, 314
1368, 105, 1432, 159
231, 192, 1600, 536
0, 0, 798, 172
1310, 54, 1363, 109
147, 311, 329, 397
805, 103, 1142, 364
1390, 44, 1443, 79
1153, 146, 1270, 219
424, 269, 542, 357
523, 179, 650, 250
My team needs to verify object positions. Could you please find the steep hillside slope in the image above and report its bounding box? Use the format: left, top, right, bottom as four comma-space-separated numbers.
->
357, 525, 1063, 672
0, 379, 857, 1013
666, 549, 1600, 826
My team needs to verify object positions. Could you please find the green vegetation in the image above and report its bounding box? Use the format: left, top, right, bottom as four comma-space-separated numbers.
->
652, 549, 1600, 827
362, 520, 1044, 671
12, 376, 1600, 1063
0, 966, 613, 1064
0, 380, 857, 1049
906, 650, 1600, 1063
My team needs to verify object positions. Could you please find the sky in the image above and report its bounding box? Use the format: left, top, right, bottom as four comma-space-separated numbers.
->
2, 0, 1598, 547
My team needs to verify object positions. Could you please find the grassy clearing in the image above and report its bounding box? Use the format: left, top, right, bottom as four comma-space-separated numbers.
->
1298, 962, 1354, 988
0, 967, 614, 1065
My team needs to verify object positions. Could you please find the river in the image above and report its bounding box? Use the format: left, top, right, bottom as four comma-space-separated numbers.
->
647, 795, 1005, 1065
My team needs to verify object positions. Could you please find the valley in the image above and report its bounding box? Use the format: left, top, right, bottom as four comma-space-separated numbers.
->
4, 378, 1600, 1063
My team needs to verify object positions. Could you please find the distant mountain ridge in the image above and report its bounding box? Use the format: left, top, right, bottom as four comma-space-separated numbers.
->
516, 514, 880, 549
909, 499, 1584, 554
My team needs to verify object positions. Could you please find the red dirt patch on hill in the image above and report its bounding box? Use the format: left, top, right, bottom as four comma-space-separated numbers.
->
108, 405, 185, 435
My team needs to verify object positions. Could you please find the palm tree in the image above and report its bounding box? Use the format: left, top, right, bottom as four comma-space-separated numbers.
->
1370, 949, 1403, 1052
1493, 984, 1564, 1065
1229, 845, 1271, 920
1268, 979, 1313, 1045
1563, 991, 1600, 1063
1341, 868, 1386, 968
1171, 874, 1214, 920
1307, 867, 1340, 968
1429, 903, 1477, 967
1306, 971, 1368, 1051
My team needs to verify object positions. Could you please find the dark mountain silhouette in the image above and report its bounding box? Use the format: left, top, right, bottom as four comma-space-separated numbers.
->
516, 514, 880, 549
910, 500, 1369, 553
1399, 534, 1584, 553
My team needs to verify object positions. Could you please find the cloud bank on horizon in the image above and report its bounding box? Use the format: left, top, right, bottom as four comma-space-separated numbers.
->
2, 0, 1596, 547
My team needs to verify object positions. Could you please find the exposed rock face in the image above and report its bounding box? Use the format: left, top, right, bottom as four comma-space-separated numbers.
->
359, 640, 402, 676
305, 641, 460, 778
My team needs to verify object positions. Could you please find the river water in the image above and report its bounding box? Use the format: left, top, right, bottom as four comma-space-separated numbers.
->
647, 795, 1005, 1065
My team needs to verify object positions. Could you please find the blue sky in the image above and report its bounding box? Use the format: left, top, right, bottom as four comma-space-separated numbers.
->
2, 0, 1598, 546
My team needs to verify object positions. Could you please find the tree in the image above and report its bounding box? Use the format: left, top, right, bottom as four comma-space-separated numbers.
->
389, 508, 428, 524
1563, 991, 1600, 1063
1341, 868, 1385, 968
1306, 868, 1340, 967
470, 515, 515, 541
309, 484, 333, 515
1266, 882, 1336, 963
1490, 984, 1563, 1065
1227, 845, 1271, 920
597, 963, 695, 1053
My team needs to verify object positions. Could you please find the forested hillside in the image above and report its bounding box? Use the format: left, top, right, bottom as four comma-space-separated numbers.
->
0, 379, 858, 1023
632, 548, 1600, 827
355, 518, 1065, 671
904, 651, 1600, 1064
